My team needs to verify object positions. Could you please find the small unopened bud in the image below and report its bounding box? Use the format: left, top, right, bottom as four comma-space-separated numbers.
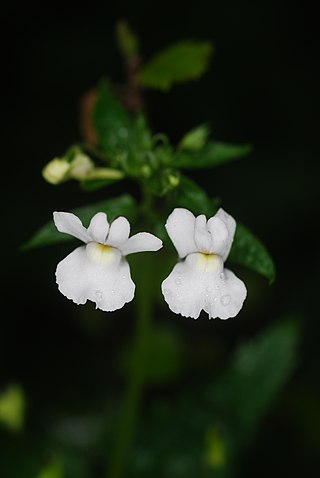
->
168, 173, 180, 188
69, 153, 94, 180
42, 158, 70, 185
179, 124, 210, 152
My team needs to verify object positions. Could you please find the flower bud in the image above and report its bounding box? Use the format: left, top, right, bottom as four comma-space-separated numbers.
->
178, 124, 210, 151
69, 153, 94, 180
42, 158, 70, 184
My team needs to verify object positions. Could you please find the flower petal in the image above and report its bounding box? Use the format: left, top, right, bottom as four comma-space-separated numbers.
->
214, 208, 236, 261
194, 214, 211, 252
120, 233, 162, 256
207, 216, 229, 256
56, 244, 135, 311
87, 212, 109, 244
165, 208, 198, 258
204, 268, 247, 319
107, 216, 130, 248
53, 212, 91, 243
162, 253, 246, 320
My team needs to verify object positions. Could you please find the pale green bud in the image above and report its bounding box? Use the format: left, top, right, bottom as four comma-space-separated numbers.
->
42, 158, 70, 184
179, 124, 210, 151
69, 153, 94, 180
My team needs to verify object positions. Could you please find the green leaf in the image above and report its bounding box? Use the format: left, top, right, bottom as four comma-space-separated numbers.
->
207, 319, 300, 442
124, 318, 299, 477
229, 223, 276, 283
170, 176, 220, 216
116, 19, 139, 60
22, 194, 137, 251
138, 40, 214, 91
173, 141, 252, 169
79, 178, 120, 191
93, 78, 132, 156
37, 456, 64, 478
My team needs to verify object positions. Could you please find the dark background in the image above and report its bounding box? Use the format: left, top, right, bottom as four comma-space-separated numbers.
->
2, 1, 320, 476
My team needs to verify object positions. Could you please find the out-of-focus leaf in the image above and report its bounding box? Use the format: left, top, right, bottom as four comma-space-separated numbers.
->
22, 194, 137, 250
37, 456, 64, 478
124, 318, 299, 478
79, 178, 119, 191
116, 20, 139, 60
173, 141, 252, 169
0, 384, 25, 432
117, 114, 154, 177
93, 78, 132, 156
169, 176, 220, 217
178, 124, 210, 151
207, 319, 300, 442
131, 113, 153, 150
229, 223, 276, 283
119, 325, 186, 386
138, 41, 213, 91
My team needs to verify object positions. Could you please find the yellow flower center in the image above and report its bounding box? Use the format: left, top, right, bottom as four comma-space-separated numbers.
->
86, 242, 119, 264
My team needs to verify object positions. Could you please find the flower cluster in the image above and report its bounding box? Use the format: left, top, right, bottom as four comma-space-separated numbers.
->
54, 208, 247, 319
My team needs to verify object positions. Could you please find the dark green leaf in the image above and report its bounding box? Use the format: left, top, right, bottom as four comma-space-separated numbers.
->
22, 194, 137, 251
207, 319, 300, 442
93, 78, 132, 156
173, 141, 252, 169
170, 176, 220, 216
138, 41, 214, 91
80, 177, 122, 192
229, 223, 276, 283
125, 318, 299, 477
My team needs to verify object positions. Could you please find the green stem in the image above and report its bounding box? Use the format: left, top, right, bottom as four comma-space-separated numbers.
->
108, 255, 153, 478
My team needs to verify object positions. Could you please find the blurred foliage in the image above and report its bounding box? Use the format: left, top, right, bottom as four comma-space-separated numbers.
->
0, 384, 25, 433
138, 41, 214, 91
124, 318, 299, 477
119, 324, 186, 386
0, 318, 300, 478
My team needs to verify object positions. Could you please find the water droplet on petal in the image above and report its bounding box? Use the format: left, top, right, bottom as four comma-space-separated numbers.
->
221, 294, 231, 306
220, 272, 225, 280
95, 290, 102, 301
206, 286, 212, 293
175, 276, 183, 286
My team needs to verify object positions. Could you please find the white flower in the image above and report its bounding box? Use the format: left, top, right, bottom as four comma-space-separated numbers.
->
53, 212, 162, 311
161, 208, 247, 320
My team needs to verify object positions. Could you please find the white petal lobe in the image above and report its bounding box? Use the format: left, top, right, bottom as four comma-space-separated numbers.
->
53, 212, 91, 243
120, 232, 162, 256
194, 214, 211, 252
165, 208, 197, 258
87, 212, 109, 244
107, 216, 130, 248
215, 208, 236, 261
207, 216, 229, 255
